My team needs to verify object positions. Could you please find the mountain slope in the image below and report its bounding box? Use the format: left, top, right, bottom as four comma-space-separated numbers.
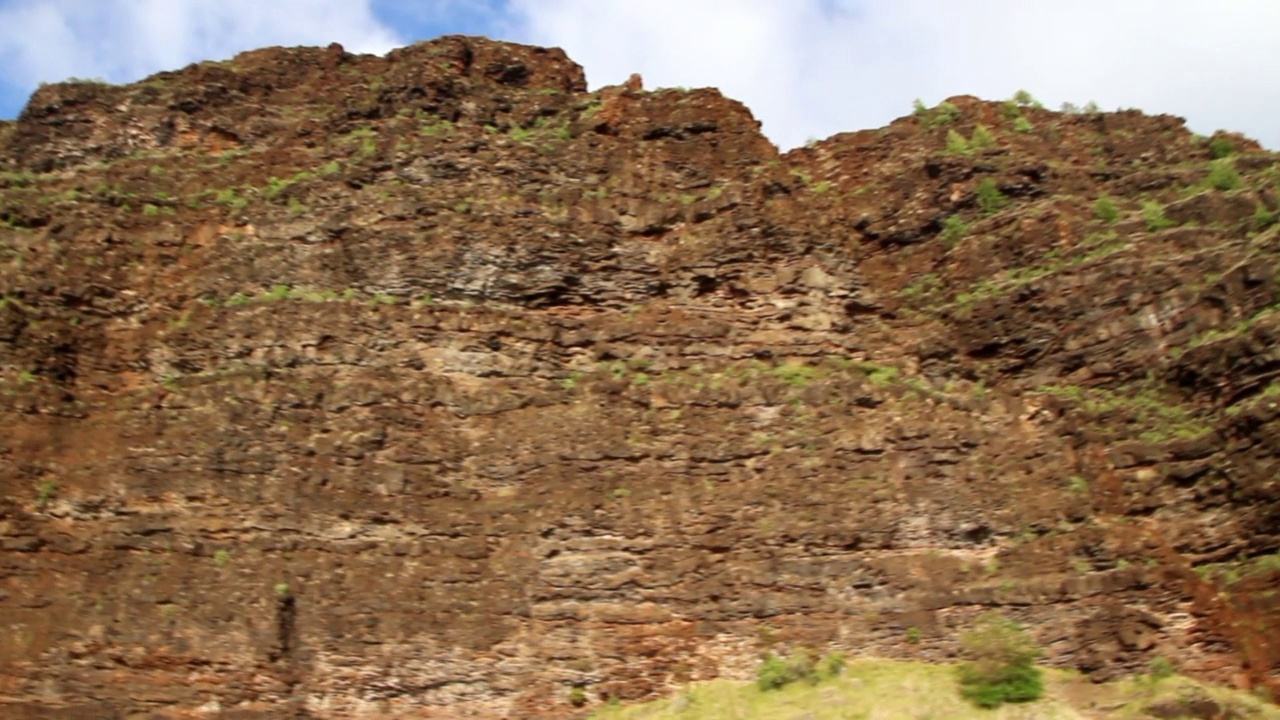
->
0, 35, 1277, 718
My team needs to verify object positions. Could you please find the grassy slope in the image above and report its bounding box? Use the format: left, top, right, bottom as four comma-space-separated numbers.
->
591, 659, 1280, 720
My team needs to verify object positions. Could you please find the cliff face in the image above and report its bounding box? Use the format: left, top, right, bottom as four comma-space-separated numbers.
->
0, 35, 1278, 718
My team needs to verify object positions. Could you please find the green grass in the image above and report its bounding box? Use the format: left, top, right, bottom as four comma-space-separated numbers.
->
590, 659, 1280, 720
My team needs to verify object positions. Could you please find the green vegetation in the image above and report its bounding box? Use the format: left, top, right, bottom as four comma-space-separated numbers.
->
939, 215, 968, 248
508, 125, 536, 142
213, 549, 231, 567
945, 129, 971, 154
591, 657, 1280, 719
274, 582, 291, 596
559, 355, 916, 403
970, 124, 997, 150
933, 101, 960, 124
1148, 657, 1175, 682
1206, 158, 1242, 191
856, 362, 900, 387
1011, 89, 1041, 108
1013, 116, 1035, 133
1195, 552, 1280, 587
342, 126, 378, 156
900, 273, 942, 302
1038, 382, 1211, 443
1208, 136, 1235, 159
916, 100, 961, 129
769, 362, 819, 388
1256, 204, 1278, 230
1060, 101, 1100, 115
419, 120, 454, 137
1141, 200, 1176, 231
36, 481, 58, 507
0, 170, 38, 188
942, 229, 1121, 304
756, 648, 845, 691
956, 613, 1044, 708
213, 285, 373, 307
1094, 197, 1119, 223
975, 178, 1009, 215
211, 187, 249, 212
507, 116, 570, 143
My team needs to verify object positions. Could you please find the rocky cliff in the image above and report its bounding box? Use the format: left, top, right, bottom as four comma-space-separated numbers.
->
1, 35, 1278, 718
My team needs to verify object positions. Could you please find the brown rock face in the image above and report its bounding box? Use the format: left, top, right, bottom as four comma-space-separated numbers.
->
1, 35, 1279, 718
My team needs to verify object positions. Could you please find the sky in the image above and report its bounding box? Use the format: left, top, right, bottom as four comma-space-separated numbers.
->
0, 0, 1277, 151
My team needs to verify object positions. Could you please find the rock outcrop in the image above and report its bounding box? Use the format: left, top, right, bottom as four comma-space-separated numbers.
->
0, 35, 1277, 718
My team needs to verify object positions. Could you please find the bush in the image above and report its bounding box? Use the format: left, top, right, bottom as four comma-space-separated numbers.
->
1206, 158, 1241, 191
970, 124, 997, 150
1013, 116, 1034, 133
1094, 197, 1119, 223
945, 129, 971, 155
932, 101, 961, 126
756, 648, 844, 691
959, 661, 1044, 708
1149, 656, 1175, 682
1142, 201, 1175, 231
976, 178, 1009, 215
814, 651, 846, 680
1208, 136, 1235, 159
757, 649, 814, 691
956, 613, 1044, 709
1256, 205, 1278, 230
939, 215, 968, 247
1012, 89, 1040, 107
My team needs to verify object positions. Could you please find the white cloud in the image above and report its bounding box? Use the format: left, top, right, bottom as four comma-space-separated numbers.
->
508, 0, 1280, 150
0, 0, 403, 90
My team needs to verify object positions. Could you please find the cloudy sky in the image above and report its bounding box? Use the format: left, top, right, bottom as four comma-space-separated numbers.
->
0, 0, 1276, 150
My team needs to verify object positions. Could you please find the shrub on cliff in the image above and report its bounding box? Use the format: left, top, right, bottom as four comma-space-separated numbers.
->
757, 648, 846, 691
1206, 158, 1241, 191
956, 613, 1044, 708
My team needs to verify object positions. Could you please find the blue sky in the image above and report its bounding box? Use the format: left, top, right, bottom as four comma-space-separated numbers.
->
2, 0, 1279, 150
